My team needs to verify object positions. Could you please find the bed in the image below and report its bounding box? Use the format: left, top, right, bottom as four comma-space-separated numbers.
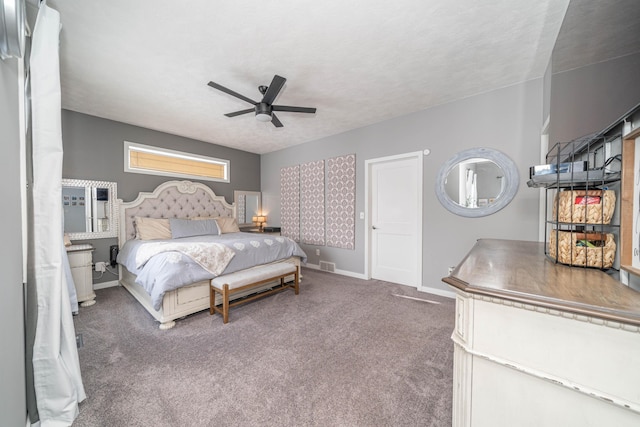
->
117, 180, 306, 329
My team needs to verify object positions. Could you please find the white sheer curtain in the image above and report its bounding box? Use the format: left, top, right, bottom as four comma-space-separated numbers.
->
30, 2, 86, 425
465, 168, 478, 208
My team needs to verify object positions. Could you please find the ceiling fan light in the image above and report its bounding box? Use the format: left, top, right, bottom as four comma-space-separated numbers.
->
255, 112, 272, 122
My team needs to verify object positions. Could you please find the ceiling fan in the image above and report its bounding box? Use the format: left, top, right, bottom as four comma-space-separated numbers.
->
207, 75, 316, 128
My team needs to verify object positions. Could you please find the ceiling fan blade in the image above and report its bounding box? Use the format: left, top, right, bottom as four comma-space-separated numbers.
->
207, 81, 257, 105
261, 75, 286, 105
225, 108, 255, 117
272, 105, 317, 114
271, 113, 284, 128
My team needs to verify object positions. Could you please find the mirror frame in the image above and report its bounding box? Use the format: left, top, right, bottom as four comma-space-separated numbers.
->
62, 179, 118, 240
233, 190, 262, 227
435, 147, 519, 218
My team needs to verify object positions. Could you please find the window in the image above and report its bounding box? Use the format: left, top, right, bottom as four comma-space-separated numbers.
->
124, 141, 229, 183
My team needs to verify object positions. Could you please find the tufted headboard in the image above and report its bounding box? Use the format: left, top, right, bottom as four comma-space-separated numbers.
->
118, 180, 236, 244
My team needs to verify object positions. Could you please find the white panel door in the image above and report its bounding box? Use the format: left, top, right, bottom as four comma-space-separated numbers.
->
370, 155, 420, 287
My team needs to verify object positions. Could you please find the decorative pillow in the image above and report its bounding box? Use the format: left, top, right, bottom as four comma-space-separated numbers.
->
215, 217, 240, 234
170, 218, 220, 239
195, 216, 240, 234
134, 217, 171, 240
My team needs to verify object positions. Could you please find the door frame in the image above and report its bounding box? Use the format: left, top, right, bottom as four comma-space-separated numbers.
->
539, 116, 550, 243
364, 151, 423, 286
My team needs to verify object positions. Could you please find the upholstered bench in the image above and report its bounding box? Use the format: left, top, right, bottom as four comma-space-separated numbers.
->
209, 263, 299, 323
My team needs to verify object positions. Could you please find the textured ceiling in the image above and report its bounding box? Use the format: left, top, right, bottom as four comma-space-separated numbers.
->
47, 0, 572, 154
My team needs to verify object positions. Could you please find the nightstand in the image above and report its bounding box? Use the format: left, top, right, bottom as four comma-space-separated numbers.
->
262, 227, 281, 235
66, 244, 96, 307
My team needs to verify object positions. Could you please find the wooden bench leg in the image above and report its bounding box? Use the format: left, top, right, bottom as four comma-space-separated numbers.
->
209, 283, 215, 315
211, 266, 299, 324
222, 283, 230, 324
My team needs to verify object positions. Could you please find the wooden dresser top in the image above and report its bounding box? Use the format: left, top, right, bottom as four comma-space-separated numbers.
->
443, 239, 640, 326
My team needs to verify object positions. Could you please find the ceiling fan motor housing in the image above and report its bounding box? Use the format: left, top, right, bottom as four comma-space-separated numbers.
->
255, 102, 272, 122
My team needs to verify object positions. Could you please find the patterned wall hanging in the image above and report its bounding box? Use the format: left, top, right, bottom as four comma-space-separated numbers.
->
326, 154, 356, 249
300, 160, 326, 245
280, 165, 300, 241
236, 194, 246, 224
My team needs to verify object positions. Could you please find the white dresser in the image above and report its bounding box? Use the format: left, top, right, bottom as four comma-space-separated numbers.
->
66, 244, 96, 307
443, 239, 640, 427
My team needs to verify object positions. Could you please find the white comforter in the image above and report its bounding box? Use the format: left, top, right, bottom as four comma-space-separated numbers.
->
118, 232, 307, 310
135, 241, 235, 276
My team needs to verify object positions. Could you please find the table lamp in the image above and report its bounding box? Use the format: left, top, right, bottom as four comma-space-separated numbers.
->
252, 215, 267, 232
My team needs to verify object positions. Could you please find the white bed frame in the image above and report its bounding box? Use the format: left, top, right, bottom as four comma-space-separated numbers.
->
118, 180, 300, 329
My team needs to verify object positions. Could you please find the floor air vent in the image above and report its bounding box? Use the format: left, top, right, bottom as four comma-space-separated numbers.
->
319, 261, 336, 273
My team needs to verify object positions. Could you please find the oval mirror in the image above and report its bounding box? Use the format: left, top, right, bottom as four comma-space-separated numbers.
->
435, 148, 519, 218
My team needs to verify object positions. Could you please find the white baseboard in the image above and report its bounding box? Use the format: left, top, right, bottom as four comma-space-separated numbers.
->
304, 264, 456, 299
93, 280, 120, 290
304, 263, 368, 280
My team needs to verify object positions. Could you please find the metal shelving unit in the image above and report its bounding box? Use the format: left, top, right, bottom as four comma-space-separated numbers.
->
528, 124, 624, 270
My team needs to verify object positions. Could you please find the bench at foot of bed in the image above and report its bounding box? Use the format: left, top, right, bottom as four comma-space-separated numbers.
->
209, 263, 299, 324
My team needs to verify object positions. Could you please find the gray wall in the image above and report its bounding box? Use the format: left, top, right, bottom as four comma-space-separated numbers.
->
61, 110, 261, 201
549, 51, 640, 146
61, 110, 261, 282
262, 79, 543, 294
1, 55, 27, 425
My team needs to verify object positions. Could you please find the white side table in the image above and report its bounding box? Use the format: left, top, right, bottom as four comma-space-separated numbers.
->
66, 244, 96, 307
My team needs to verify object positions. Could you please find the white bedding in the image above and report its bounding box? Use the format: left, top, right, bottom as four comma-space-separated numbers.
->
134, 241, 235, 275
118, 232, 307, 310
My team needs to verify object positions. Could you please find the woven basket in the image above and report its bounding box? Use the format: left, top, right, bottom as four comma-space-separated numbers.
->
552, 189, 616, 224
548, 230, 616, 269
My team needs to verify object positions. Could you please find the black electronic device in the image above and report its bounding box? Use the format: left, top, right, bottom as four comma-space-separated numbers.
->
109, 245, 119, 267
95, 187, 109, 201
529, 161, 588, 179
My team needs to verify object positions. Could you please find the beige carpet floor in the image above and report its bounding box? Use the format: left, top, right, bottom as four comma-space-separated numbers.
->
72, 268, 455, 426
